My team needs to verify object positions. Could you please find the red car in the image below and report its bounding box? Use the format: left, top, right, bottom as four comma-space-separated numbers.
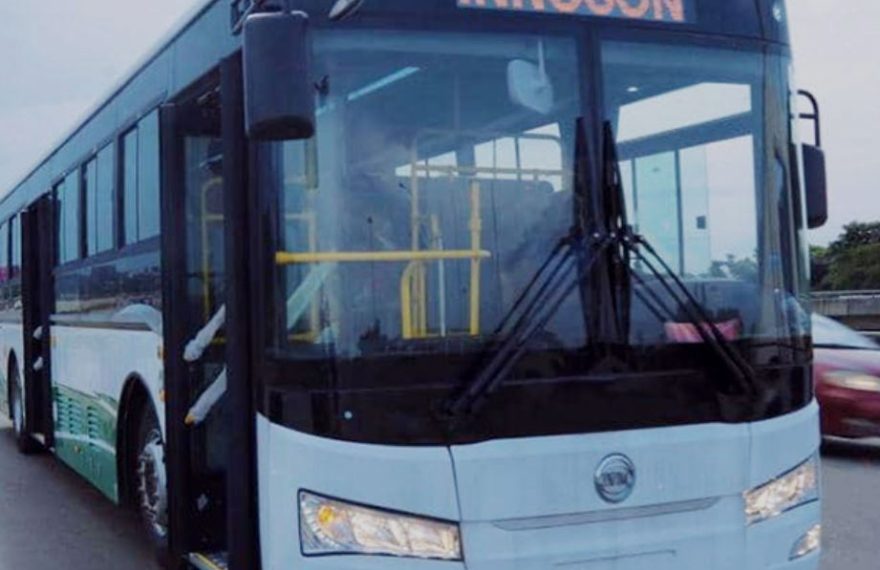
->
813, 314, 880, 438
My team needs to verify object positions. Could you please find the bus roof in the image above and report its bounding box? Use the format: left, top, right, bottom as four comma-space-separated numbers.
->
0, 0, 224, 217
0, 0, 785, 221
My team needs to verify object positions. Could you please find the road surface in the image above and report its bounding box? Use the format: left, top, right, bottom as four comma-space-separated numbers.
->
0, 417, 877, 569
0, 418, 155, 570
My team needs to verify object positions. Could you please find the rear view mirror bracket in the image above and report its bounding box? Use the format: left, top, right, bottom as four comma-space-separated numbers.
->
798, 90, 822, 148
798, 90, 827, 229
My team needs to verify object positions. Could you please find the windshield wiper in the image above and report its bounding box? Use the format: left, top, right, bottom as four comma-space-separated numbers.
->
441, 229, 612, 423
442, 119, 610, 424
599, 121, 757, 397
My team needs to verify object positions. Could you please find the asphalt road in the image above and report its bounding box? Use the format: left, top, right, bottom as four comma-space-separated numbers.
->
0, 418, 156, 570
0, 417, 877, 570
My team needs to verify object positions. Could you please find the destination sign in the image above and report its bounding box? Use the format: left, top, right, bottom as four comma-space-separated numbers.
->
457, 0, 693, 24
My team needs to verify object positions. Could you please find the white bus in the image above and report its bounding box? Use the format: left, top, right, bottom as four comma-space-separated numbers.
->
2, 0, 828, 568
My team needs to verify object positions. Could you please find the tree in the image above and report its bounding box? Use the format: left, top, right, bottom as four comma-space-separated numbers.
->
813, 222, 880, 291
709, 254, 758, 282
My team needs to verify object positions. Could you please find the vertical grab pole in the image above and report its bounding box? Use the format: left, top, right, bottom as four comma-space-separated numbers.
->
431, 215, 447, 337
307, 211, 319, 339
469, 180, 482, 335
409, 152, 425, 337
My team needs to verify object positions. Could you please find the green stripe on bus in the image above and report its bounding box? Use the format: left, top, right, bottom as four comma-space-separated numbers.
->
53, 385, 120, 502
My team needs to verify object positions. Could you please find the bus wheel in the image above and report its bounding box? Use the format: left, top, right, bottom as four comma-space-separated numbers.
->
9, 366, 38, 454
134, 404, 169, 564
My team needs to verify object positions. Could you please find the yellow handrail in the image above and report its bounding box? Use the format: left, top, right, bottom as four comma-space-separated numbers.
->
276, 250, 490, 265
468, 180, 482, 335
411, 163, 566, 179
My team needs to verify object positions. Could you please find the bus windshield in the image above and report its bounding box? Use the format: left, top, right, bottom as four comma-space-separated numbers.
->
270, 29, 583, 357
266, 27, 808, 371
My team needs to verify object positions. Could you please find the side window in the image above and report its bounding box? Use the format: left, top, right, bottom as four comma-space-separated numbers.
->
122, 128, 139, 245
0, 222, 8, 282
96, 144, 115, 252
85, 158, 98, 255
57, 171, 82, 264
85, 144, 115, 256
10, 215, 21, 279
138, 112, 160, 239
122, 110, 161, 245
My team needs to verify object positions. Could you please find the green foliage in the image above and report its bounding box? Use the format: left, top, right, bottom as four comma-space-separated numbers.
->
822, 242, 880, 291
709, 254, 758, 282
813, 222, 880, 291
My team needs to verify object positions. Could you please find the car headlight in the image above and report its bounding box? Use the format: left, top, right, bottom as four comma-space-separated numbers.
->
824, 371, 880, 392
299, 491, 462, 560
744, 456, 819, 524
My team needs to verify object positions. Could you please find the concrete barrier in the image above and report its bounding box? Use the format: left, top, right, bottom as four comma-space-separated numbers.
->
813, 290, 880, 332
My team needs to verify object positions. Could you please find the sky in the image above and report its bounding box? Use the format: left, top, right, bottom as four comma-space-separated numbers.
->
0, 0, 873, 246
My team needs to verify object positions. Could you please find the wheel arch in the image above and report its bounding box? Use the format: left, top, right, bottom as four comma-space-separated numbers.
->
117, 373, 155, 507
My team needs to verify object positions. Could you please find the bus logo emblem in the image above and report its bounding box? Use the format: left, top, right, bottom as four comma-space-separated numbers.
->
595, 454, 636, 504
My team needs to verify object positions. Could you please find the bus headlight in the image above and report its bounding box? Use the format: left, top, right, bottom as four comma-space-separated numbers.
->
744, 456, 819, 524
299, 491, 462, 560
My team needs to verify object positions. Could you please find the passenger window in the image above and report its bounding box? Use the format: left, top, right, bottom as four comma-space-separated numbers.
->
85, 158, 99, 255
85, 144, 116, 256
138, 112, 160, 240
10, 215, 21, 278
122, 128, 139, 245
57, 172, 82, 264
122, 110, 161, 245
0, 222, 8, 282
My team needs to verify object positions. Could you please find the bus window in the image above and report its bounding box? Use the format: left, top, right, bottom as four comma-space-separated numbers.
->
122, 128, 139, 245
84, 158, 99, 256
138, 111, 160, 240
0, 221, 8, 282
121, 110, 161, 246
10, 215, 21, 283
85, 144, 115, 256
56, 172, 81, 264
603, 40, 802, 346
269, 31, 581, 356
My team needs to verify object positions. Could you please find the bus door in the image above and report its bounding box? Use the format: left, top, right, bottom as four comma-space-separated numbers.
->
161, 79, 231, 568
20, 195, 54, 446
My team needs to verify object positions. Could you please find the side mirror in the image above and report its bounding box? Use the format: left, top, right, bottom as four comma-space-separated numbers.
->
243, 10, 315, 140
798, 90, 827, 229
803, 144, 828, 229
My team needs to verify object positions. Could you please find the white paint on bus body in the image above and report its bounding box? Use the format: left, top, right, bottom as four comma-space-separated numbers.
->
257, 402, 820, 570
50, 323, 165, 441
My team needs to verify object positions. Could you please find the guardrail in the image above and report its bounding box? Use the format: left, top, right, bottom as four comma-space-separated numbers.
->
813, 290, 880, 332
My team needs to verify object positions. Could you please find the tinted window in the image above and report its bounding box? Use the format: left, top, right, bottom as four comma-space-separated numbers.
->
122, 111, 161, 245
122, 129, 139, 245
10, 215, 21, 278
85, 158, 99, 255
85, 144, 116, 256
58, 171, 81, 264
0, 222, 8, 282
138, 112, 160, 239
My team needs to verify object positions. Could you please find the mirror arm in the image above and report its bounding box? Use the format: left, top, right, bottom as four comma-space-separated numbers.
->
232, 0, 299, 34
798, 89, 822, 148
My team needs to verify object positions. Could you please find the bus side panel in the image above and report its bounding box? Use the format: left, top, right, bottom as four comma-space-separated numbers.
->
50, 324, 164, 503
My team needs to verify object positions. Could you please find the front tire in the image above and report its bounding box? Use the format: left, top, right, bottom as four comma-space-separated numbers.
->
133, 403, 169, 566
9, 366, 39, 454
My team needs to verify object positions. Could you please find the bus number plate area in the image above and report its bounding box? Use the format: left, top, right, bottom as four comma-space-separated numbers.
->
457, 0, 694, 24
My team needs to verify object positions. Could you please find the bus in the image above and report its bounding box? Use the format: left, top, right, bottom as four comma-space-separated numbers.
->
1, 0, 829, 568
